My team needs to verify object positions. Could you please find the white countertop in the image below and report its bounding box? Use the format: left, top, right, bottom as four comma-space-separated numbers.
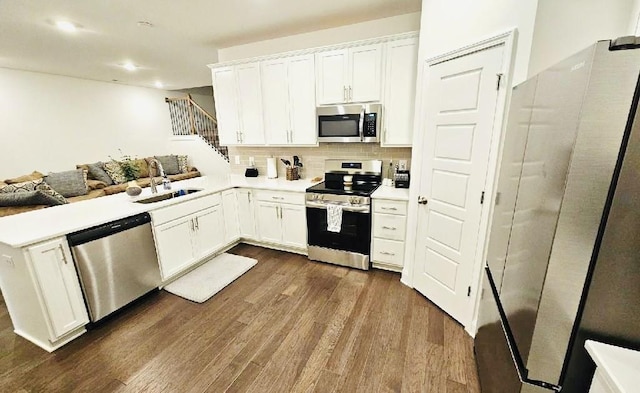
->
371, 185, 410, 201
585, 340, 640, 393
0, 175, 321, 248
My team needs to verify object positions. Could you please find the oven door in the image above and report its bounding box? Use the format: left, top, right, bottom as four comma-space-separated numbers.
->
317, 105, 364, 142
306, 204, 371, 256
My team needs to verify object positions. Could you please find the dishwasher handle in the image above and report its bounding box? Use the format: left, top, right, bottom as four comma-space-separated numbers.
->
67, 212, 151, 246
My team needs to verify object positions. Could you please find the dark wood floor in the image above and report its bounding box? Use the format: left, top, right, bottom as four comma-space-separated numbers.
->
0, 244, 480, 393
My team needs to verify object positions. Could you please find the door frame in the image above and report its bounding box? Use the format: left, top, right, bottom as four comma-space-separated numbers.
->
401, 29, 518, 335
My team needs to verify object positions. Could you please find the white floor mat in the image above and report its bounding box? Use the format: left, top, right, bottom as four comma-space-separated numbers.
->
164, 253, 257, 303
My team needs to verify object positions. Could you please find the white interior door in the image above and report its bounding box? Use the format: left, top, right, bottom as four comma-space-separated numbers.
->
413, 44, 504, 325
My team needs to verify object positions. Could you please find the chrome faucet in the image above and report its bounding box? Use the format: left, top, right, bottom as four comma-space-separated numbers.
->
148, 159, 171, 193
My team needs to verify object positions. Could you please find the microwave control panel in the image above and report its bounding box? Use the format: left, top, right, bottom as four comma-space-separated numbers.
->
363, 113, 377, 137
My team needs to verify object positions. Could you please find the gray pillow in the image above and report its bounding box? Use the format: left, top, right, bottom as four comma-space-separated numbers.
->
44, 169, 88, 197
0, 191, 67, 207
154, 155, 180, 175
87, 162, 114, 185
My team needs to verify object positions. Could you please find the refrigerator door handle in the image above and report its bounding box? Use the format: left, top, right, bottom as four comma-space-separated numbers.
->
485, 266, 563, 392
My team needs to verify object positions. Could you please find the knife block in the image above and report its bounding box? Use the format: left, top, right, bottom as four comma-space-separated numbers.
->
286, 167, 299, 181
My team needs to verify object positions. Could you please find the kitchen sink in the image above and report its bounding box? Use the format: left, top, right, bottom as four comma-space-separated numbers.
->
134, 188, 202, 204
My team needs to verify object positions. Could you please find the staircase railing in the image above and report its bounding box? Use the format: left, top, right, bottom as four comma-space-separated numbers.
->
165, 95, 229, 161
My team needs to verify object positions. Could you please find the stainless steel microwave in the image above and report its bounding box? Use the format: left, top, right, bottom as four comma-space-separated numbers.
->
317, 103, 381, 143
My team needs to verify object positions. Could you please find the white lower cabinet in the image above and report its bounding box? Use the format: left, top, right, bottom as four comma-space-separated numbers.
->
371, 199, 409, 271
222, 189, 240, 243
236, 188, 257, 240
152, 194, 226, 281
27, 238, 89, 342
255, 190, 307, 250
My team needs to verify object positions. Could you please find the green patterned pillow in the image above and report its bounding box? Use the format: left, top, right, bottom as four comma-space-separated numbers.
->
104, 160, 127, 184
177, 155, 189, 173
0, 178, 67, 205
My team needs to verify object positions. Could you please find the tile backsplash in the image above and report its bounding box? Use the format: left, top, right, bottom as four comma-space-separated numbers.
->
228, 143, 412, 180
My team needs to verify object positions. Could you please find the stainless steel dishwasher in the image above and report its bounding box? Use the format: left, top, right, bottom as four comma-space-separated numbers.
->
67, 212, 161, 322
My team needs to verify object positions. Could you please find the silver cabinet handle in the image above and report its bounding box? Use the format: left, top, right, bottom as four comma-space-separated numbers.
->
58, 245, 68, 264
343, 86, 347, 102
190, 218, 195, 232
349, 86, 352, 102
195, 216, 199, 230
381, 207, 397, 211
382, 226, 397, 230
272, 196, 284, 200
380, 251, 395, 256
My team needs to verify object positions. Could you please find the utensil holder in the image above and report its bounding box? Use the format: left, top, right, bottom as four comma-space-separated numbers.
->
286, 167, 299, 181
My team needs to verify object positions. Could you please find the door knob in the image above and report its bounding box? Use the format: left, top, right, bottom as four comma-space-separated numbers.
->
418, 196, 428, 205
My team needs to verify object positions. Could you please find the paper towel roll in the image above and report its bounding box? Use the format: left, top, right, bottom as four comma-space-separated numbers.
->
267, 157, 278, 179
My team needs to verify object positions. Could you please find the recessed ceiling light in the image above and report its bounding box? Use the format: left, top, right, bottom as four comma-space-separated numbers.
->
122, 62, 137, 71
137, 21, 154, 28
55, 20, 77, 33
154, 81, 164, 88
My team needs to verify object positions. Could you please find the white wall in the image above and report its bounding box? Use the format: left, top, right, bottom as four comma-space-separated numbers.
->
0, 68, 182, 179
217, 12, 421, 62
168, 136, 230, 178
419, 0, 538, 85
528, 0, 635, 77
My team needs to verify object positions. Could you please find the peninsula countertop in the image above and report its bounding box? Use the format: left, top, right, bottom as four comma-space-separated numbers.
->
0, 175, 321, 248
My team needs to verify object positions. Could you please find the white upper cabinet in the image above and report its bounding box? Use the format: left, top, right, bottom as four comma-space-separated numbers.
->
211, 62, 265, 145
349, 43, 383, 103
287, 55, 317, 145
382, 37, 419, 146
316, 49, 349, 105
262, 54, 317, 146
236, 63, 265, 145
211, 67, 240, 146
316, 44, 382, 105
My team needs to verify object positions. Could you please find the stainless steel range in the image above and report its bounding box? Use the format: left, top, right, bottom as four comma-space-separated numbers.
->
305, 159, 382, 270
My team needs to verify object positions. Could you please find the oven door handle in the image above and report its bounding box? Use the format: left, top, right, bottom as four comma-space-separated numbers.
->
358, 105, 365, 142
306, 202, 370, 213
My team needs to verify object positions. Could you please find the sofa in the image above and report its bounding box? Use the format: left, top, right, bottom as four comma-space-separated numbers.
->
0, 155, 201, 218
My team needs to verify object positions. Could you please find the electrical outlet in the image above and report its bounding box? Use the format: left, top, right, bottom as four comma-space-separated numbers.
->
235, 155, 241, 165
2, 255, 14, 268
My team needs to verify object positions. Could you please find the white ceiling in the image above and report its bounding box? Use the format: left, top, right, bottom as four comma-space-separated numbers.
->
0, 0, 421, 90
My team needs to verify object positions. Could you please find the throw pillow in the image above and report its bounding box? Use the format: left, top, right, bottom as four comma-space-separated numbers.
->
44, 169, 89, 198
177, 155, 189, 174
0, 178, 67, 205
132, 159, 150, 178
103, 160, 127, 184
0, 190, 67, 207
4, 170, 44, 184
154, 155, 180, 175
87, 162, 114, 185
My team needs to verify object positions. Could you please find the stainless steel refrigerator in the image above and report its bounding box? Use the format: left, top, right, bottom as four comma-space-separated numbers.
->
475, 38, 640, 393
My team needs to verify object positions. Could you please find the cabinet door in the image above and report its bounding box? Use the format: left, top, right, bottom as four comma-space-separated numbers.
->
222, 189, 240, 243
256, 201, 282, 244
237, 189, 257, 239
280, 204, 307, 249
193, 206, 225, 259
154, 217, 197, 280
27, 239, 89, 340
212, 67, 240, 145
382, 38, 418, 146
349, 43, 382, 103
288, 54, 318, 145
261, 59, 291, 145
316, 49, 348, 105
236, 63, 266, 145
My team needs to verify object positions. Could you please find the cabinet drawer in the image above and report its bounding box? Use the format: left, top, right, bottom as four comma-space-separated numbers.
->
373, 213, 406, 240
151, 193, 222, 226
255, 190, 304, 205
372, 238, 404, 266
373, 199, 407, 215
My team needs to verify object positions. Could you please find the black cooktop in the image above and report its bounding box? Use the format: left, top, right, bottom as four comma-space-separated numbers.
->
306, 181, 380, 197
